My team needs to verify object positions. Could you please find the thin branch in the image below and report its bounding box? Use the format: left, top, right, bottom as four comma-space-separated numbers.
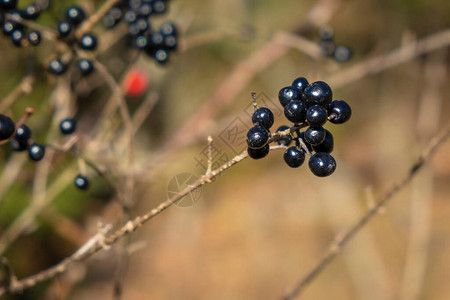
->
0, 143, 289, 296
76, 0, 123, 39
0, 74, 35, 113
282, 126, 450, 300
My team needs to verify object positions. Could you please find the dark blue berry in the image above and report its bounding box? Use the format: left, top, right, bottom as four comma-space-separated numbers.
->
246, 126, 269, 149
320, 41, 335, 57
312, 129, 333, 153
28, 143, 46, 161
10, 139, 28, 152
163, 35, 177, 51
275, 125, 292, 147
23, 5, 41, 20
74, 174, 89, 190
66, 6, 86, 26
278, 86, 301, 107
49, 59, 67, 75
124, 10, 137, 23
152, 0, 166, 14
334, 45, 352, 62
28, 31, 41, 46
60, 118, 77, 135
80, 34, 97, 50
284, 146, 306, 168
298, 131, 313, 152
304, 125, 326, 146
11, 29, 25, 47
2, 21, 16, 36
306, 105, 328, 126
160, 22, 177, 37
154, 49, 169, 64
308, 152, 336, 177
328, 100, 351, 124
0, 114, 15, 141
318, 26, 334, 41
284, 100, 306, 123
252, 107, 274, 129
303, 81, 333, 108
14, 124, 31, 144
291, 77, 309, 93
138, 3, 152, 17
58, 21, 72, 37
248, 144, 270, 159
78, 59, 94, 76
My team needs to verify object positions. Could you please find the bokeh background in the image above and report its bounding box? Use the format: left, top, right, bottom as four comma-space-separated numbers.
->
1, 0, 450, 299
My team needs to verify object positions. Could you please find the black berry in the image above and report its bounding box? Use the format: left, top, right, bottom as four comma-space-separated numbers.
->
74, 174, 89, 190
328, 100, 351, 124
278, 86, 301, 107
284, 146, 306, 168
154, 49, 169, 64
308, 152, 336, 177
246, 126, 269, 149
334, 45, 352, 62
66, 6, 86, 26
10, 139, 28, 152
304, 125, 326, 146
11, 29, 25, 47
318, 26, 334, 41
60, 118, 77, 135
306, 105, 328, 126
284, 100, 306, 123
28, 31, 41, 46
252, 107, 274, 129
291, 77, 309, 93
58, 21, 72, 37
78, 59, 94, 76
312, 129, 334, 153
28, 143, 46, 161
14, 124, 31, 144
23, 5, 41, 20
303, 81, 333, 108
248, 144, 270, 159
152, 0, 166, 14
80, 34, 98, 50
160, 22, 178, 37
0, 114, 15, 141
0, 0, 17, 10
49, 59, 67, 75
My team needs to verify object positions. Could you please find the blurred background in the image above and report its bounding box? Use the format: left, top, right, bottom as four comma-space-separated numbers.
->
0, 0, 450, 299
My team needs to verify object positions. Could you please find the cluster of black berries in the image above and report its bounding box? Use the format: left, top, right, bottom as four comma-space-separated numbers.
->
246, 77, 351, 177
102, 0, 178, 64
0, 0, 50, 47
50, 6, 98, 76
0, 112, 89, 190
318, 26, 352, 63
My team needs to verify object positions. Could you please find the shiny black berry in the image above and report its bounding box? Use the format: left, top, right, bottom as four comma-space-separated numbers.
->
60, 118, 76, 135
275, 125, 292, 147
328, 100, 351, 124
58, 21, 72, 37
74, 174, 89, 190
161, 22, 178, 37
334, 45, 352, 62
49, 59, 67, 75
78, 59, 94, 76
248, 144, 270, 159
312, 129, 333, 153
292, 77, 309, 93
278, 86, 301, 107
14, 124, 31, 144
303, 81, 333, 108
304, 125, 326, 146
308, 152, 336, 177
28, 143, 46, 161
134, 35, 149, 49
124, 10, 137, 23
10, 139, 28, 152
252, 107, 274, 129
0, 114, 15, 141
283, 146, 306, 168
80, 34, 97, 50
11, 29, 25, 47
298, 131, 313, 152
66, 6, 86, 26
284, 100, 306, 123
23, 5, 41, 20
306, 105, 328, 126
152, 0, 166, 14
154, 49, 169, 64
163, 35, 177, 51
28, 31, 41, 46
246, 126, 269, 149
